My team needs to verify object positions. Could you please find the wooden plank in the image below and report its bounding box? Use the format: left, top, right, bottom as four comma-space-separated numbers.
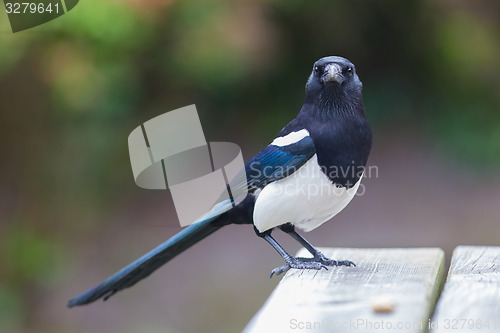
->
244, 248, 444, 333
430, 246, 500, 333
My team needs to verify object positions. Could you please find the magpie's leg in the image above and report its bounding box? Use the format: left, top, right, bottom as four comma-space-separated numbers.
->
279, 224, 356, 267
254, 226, 327, 277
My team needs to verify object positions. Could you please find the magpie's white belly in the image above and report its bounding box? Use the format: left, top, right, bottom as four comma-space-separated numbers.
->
253, 154, 362, 233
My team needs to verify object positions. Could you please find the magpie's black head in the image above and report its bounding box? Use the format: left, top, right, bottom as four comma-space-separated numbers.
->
305, 56, 362, 105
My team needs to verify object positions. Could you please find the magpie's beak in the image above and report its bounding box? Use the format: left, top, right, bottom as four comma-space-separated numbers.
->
322, 63, 344, 84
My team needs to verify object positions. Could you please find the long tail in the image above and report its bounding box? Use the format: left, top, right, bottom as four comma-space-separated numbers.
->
67, 212, 229, 308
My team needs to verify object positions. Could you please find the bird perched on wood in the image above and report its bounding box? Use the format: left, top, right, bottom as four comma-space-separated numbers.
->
68, 56, 372, 307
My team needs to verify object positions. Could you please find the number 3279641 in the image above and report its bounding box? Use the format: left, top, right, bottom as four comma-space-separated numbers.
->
5, 2, 60, 14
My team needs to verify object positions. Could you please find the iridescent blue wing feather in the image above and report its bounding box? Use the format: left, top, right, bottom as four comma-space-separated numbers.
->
244, 135, 316, 191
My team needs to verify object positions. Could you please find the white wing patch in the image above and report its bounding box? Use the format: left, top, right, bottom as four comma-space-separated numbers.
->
253, 154, 363, 233
271, 129, 310, 147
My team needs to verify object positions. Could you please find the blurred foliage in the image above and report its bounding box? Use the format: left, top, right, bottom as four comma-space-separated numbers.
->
0, 0, 499, 331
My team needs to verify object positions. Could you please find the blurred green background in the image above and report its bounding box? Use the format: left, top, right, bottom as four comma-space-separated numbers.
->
1, 0, 499, 332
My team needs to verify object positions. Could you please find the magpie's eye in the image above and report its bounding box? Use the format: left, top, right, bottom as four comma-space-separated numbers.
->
345, 67, 353, 75
314, 66, 321, 74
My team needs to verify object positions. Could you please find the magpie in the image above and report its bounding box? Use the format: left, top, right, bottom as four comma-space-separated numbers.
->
67, 56, 372, 307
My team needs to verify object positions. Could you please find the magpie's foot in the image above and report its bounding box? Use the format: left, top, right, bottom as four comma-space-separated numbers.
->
295, 256, 356, 267
314, 251, 356, 267
270, 257, 327, 278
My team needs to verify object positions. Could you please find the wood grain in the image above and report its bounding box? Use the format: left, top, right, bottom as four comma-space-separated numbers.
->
244, 247, 445, 333
430, 246, 500, 333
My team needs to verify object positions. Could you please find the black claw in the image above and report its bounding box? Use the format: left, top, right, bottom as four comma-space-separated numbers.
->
329, 259, 356, 267
314, 252, 356, 267
335, 260, 356, 267
270, 264, 290, 278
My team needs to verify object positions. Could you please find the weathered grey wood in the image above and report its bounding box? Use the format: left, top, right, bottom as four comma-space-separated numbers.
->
430, 246, 500, 332
244, 248, 445, 333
